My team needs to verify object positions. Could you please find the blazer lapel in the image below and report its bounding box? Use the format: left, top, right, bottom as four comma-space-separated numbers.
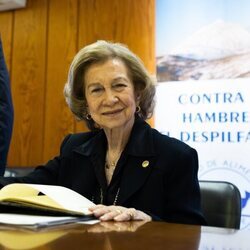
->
73, 131, 108, 191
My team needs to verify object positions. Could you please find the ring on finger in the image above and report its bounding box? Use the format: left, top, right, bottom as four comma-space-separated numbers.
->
128, 211, 134, 220
116, 209, 122, 214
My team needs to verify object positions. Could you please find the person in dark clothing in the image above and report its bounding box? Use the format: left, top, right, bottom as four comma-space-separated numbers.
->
0, 40, 206, 224
0, 36, 14, 176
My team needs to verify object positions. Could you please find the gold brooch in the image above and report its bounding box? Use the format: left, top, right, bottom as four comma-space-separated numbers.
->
142, 160, 149, 168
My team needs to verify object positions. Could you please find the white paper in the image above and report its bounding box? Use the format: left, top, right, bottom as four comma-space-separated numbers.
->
0, 213, 98, 228
25, 184, 95, 214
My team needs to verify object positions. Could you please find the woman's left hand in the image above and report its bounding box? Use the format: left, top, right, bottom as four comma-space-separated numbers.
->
89, 205, 152, 222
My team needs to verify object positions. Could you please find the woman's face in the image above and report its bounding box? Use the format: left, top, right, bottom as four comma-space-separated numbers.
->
84, 58, 137, 130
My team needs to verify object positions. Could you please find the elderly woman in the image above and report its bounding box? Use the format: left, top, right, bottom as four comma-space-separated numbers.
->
0, 40, 206, 224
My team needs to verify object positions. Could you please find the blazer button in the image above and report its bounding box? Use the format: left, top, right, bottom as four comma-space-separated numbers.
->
142, 160, 149, 168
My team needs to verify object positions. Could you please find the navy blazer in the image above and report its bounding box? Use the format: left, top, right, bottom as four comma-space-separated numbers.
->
0, 118, 206, 225
0, 38, 13, 176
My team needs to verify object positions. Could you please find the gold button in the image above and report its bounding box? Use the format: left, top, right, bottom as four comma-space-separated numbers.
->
142, 160, 149, 168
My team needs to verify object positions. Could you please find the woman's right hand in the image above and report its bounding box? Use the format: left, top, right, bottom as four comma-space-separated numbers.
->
89, 205, 152, 222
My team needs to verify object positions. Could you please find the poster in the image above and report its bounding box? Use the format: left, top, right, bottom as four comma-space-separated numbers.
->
156, 0, 250, 229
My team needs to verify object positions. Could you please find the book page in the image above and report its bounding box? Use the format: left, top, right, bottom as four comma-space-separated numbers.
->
26, 184, 95, 214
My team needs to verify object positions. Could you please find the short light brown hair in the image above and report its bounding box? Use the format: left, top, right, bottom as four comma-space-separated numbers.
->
64, 40, 155, 130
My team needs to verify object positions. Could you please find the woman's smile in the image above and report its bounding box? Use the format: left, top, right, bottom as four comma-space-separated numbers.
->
102, 108, 124, 116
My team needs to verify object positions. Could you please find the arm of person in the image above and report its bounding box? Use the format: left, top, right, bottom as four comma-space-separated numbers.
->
0, 37, 14, 176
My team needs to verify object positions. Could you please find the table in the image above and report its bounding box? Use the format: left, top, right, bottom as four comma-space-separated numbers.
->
0, 221, 249, 250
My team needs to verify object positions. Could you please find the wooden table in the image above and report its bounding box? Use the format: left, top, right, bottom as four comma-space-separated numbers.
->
0, 221, 249, 250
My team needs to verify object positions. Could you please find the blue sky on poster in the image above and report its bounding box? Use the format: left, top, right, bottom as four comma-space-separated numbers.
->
156, 0, 250, 56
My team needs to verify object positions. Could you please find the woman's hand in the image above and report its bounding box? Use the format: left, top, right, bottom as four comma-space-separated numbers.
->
89, 205, 152, 222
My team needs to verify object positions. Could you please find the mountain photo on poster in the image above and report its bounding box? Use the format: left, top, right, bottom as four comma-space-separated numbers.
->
157, 20, 250, 81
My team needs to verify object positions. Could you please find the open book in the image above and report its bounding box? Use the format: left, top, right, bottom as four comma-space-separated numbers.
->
0, 183, 95, 218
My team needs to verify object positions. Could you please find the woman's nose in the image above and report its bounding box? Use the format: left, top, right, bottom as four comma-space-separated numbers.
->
103, 90, 118, 105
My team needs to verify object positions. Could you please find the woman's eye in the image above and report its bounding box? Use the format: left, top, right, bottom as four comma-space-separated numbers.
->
114, 83, 126, 90
91, 88, 102, 93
